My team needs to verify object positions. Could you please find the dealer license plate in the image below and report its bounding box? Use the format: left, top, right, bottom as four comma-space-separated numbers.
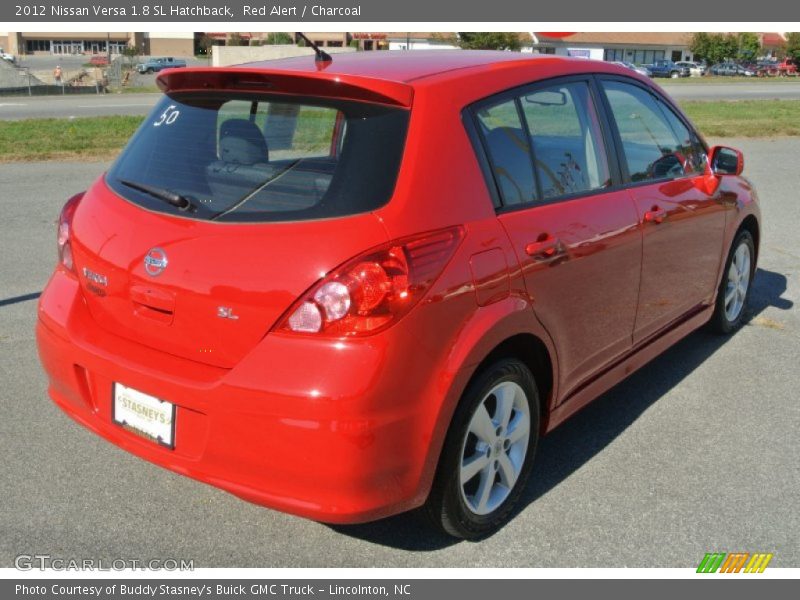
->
112, 383, 176, 449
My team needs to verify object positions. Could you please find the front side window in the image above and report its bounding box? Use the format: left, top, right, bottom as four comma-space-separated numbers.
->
654, 98, 707, 175
106, 93, 409, 222
601, 80, 693, 183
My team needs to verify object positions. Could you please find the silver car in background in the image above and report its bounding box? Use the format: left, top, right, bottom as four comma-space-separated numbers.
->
613, 61, 652, 77
676, 61, 707, 77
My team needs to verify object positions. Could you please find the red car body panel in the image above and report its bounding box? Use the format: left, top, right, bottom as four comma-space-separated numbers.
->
70, 178, 390, 369
499, 189, 642, 399
36, 52, 761, 523
629, 177, 728, 343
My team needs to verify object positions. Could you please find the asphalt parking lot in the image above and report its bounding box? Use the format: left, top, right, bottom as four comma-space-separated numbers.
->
0, 138, 797, 568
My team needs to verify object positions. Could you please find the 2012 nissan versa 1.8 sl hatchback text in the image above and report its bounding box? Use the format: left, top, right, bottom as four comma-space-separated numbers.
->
37, 51, 760, 539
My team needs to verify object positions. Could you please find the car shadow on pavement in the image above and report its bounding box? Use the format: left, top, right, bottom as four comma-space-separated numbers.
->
327, 268, 790, 551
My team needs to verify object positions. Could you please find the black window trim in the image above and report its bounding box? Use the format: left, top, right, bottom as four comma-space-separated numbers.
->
593, 74, 710, 191
461, 110, 502, 210
463, 72, 710, 216
513, 96, 545, 203
462, 73, 625, 215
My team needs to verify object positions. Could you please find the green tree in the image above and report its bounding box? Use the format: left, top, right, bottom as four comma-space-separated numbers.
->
786, 33, 800, 63
719, 33, 740, 62
689, 32, 712, 61
456, 32, 521, 51
227, 33, 248, 47
264, 32, 293, 45
694, 33, 740, 64
736, 32, 761, 61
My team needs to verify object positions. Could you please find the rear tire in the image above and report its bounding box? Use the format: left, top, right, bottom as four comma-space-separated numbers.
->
424, 358, 540, 539
670, 71, 680, 79
709, 230, 755, 334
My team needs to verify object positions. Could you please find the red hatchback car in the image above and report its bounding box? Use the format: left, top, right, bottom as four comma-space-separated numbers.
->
37, 51, 760, 539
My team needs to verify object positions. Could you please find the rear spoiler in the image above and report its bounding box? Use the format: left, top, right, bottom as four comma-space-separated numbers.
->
156, 67, 414, 108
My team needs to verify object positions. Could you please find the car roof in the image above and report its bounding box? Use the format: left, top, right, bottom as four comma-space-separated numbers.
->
238, 50, 564, 84
159, 51, 644, 109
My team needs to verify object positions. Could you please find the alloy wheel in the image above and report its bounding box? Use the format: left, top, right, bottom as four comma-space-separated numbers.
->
724, 241, 751, 322
459, 381, 531, 515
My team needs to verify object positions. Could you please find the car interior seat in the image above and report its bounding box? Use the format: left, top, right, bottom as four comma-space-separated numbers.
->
207, 119, 278, 201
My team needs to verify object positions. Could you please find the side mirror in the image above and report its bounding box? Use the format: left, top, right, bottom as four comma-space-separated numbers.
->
709, 146, 744, 176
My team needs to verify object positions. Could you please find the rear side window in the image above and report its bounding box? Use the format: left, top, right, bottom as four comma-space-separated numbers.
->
106, 93, 409, 222
601, 80, 701, 182
474, 100, 536, 206
473, 80, 611, 208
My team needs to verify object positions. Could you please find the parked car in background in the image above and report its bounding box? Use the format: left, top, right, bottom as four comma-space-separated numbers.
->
710, 62, 729, 76
89, 55, 109, 67
136, 56, 187, 74
0, 48, 15, 63
756, 59, 798, 77
775, 58, 798, 76
711, 62, 756, 77
648, 60, 690, 78
735, 63, 757, 77
614, 61, 652, 77
675, 61, 706, 77
754, 61, 776, 77
37, 52, 761, 539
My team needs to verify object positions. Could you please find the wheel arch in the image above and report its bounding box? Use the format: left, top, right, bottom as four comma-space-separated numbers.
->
466, 333, 554, 432
413, 300, 559, 507
738, 214, 760, 263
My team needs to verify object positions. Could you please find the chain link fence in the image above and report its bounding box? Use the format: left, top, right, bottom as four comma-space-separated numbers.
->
0, 53, 159, 96
106, 54, 160, 90
0, 60, 104, 96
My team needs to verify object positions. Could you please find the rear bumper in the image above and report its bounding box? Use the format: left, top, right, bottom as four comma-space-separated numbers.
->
36, 270, 451, 523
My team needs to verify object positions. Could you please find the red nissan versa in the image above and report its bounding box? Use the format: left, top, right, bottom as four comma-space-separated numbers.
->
36, 51, 760, 539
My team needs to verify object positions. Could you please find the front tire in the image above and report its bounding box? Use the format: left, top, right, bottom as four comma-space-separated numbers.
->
424, 358, 540, 539
709, 230, 755, 333
670, 71, 680, 78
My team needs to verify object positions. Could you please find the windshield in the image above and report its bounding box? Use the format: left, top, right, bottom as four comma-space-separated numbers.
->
106, 93, 410, 222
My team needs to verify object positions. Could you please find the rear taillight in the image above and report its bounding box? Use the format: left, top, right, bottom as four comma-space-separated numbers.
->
57, 193, 84, 273
276, 226, 464, 337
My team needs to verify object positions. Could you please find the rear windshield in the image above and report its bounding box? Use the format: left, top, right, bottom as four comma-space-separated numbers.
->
106, 93, 409, 222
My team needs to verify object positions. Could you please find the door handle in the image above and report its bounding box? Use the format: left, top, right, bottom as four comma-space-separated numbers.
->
644, 206, 668, 224
525, 235, 561, 260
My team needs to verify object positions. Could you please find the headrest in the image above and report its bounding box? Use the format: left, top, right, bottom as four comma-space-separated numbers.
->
219, 119, 269, 165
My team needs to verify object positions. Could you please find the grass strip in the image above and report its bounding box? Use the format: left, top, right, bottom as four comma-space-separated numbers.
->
681, 99, 800, 137
0, 115, 143, 161
1, 100, 799, 162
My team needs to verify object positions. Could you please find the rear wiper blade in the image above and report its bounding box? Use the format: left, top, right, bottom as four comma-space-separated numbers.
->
119, 178, 195, 211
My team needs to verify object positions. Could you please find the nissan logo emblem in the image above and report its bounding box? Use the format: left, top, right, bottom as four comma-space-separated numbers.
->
144, 247, 168, 276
